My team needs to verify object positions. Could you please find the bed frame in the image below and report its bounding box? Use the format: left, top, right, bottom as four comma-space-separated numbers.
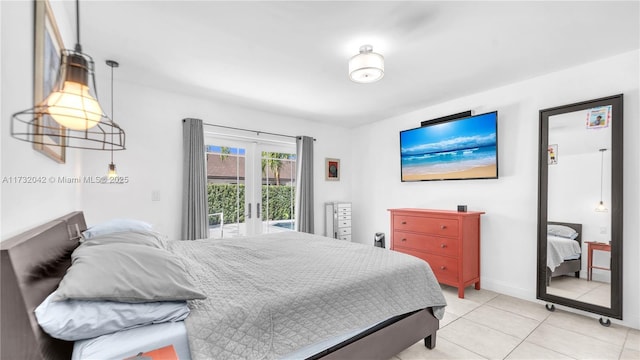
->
546, 221, 582, 286
1, 211, 439, 360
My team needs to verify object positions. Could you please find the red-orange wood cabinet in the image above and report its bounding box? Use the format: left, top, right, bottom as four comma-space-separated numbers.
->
388, 208, 484, 298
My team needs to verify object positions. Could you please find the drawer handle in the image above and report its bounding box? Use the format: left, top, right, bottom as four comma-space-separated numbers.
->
401, 221, 407, 225
440, 225, 447, 230
440, 244, 446, 248
401, 238, 407, 242
440, 266, 447, 270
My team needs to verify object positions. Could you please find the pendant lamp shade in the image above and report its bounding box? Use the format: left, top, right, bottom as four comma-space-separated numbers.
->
45, 51, 102, 130
108, 162, 117, 178
349, 45, 384, 83
11, 0, 125, 151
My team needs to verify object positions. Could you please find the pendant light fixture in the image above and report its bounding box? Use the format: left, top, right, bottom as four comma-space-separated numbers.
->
349, 45, 384, 83
11, 0, 125, 151
595, 148, 608, 212
106, 60, 119, 178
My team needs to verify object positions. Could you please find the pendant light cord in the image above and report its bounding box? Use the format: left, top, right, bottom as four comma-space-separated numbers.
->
110, 63, 114, 163
74, 0, 82, 52
599, 149, 605, 202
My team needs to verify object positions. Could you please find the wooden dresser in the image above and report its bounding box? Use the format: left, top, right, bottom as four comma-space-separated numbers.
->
388, 208, 484, 298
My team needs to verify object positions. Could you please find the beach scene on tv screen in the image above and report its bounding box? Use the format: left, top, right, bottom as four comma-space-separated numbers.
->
401, 112, 497, 181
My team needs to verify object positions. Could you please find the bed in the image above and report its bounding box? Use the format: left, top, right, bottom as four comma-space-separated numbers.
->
546, 221, 582, 286
1, 211, 445, 360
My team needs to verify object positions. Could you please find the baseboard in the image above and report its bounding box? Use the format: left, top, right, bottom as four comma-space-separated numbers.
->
481, 277, 535, 302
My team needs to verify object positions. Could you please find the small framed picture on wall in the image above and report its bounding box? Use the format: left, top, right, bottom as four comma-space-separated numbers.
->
325, 158, 340, 181
34, 0, 66, 163
548, 144, 558, 165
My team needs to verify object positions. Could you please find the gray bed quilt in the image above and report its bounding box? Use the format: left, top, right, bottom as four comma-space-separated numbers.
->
167, 231, 446, 360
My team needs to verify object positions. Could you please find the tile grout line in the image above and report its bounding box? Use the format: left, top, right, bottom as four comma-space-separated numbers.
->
440, 304, 522, 359
439, 291, 630, 359
506, 319, 581, 360
460, 303, 527, 340
484, 299, 553, 323
533, 321, 625, 358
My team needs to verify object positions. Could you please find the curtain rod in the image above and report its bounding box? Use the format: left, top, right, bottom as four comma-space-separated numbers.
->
183, 119, 316, 141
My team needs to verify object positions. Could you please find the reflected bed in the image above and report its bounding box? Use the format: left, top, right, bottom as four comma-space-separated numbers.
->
546, 221, 582, 286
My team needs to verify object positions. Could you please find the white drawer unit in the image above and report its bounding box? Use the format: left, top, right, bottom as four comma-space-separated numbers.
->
325, 202, 352, 241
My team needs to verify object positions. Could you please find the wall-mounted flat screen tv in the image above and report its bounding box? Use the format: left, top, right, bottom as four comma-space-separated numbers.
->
400, 111, 498, 181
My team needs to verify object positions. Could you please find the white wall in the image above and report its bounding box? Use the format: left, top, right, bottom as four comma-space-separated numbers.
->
350, 50, 639, 329
1, 1, 82, 239
1, 0, 352, 241
79, 78, 352, 239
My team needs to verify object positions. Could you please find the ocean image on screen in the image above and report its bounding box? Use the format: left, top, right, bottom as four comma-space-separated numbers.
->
401, 112, 497, 181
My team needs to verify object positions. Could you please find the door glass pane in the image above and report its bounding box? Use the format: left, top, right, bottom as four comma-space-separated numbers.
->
261, 151, 297, 233
206, 145, 246, 238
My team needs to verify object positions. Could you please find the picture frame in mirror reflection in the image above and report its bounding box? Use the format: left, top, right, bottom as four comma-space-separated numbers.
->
585, 105, 612, 129
537, 94, 623, 322
547, 144, 558, 165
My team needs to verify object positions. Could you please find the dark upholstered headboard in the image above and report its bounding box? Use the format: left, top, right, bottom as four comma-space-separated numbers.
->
1, 211, 86, 360
548, 221, 582, 246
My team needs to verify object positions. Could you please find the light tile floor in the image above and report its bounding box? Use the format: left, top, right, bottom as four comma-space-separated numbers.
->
393, 285, 639, 360
547, 276, 611, 308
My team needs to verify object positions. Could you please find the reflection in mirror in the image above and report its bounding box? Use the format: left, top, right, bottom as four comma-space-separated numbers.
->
537, 94, 622, 321
546, 108, 611, 307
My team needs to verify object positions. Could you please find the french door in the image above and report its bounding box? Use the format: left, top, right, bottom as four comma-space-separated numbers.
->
205, 136, 296, 239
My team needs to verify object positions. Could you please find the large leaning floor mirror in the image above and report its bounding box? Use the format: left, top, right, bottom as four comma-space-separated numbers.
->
537, 94, 623, 326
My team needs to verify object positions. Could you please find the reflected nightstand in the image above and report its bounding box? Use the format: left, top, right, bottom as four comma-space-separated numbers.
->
585, 241, 611, 281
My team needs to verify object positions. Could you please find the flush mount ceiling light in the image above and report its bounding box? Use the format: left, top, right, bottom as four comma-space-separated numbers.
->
349, 44, 384, 83
11, 0, 125, 151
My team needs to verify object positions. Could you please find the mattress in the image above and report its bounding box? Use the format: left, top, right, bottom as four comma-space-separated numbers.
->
547, 235, 582, 271
72, 321, 191, 360
72, 318, 382, 360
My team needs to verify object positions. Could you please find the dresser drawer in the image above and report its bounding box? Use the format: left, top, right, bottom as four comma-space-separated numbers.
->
393, 231, 458, 257
393, 215, 458, 237
338, 234, 352, 241
338, 227, 351, 235
338, 209, 351, 217
338, 219, 351, 228
337, 214, 351, 221
398, 249, 458, 283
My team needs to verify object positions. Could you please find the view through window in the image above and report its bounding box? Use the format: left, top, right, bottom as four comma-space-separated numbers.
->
206, 144, 296, 238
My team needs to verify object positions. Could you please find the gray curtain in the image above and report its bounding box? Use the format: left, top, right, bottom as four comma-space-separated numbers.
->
181, 118, 208, 240
295, 136, 314, 233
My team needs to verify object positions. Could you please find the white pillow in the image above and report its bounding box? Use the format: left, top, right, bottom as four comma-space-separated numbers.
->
547, 224, 579, 239
82, 219, 152, 239
81, 230, 167, 249
35, 291, 190, 341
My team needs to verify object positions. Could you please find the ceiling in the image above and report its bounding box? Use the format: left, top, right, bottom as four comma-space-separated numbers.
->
63, 1, 639, 128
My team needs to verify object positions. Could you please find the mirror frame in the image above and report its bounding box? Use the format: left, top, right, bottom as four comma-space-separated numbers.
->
537, 94, 623, 320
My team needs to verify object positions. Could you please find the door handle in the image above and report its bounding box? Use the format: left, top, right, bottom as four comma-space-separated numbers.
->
257, 203, 261, 219
247, 203, 251, 219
